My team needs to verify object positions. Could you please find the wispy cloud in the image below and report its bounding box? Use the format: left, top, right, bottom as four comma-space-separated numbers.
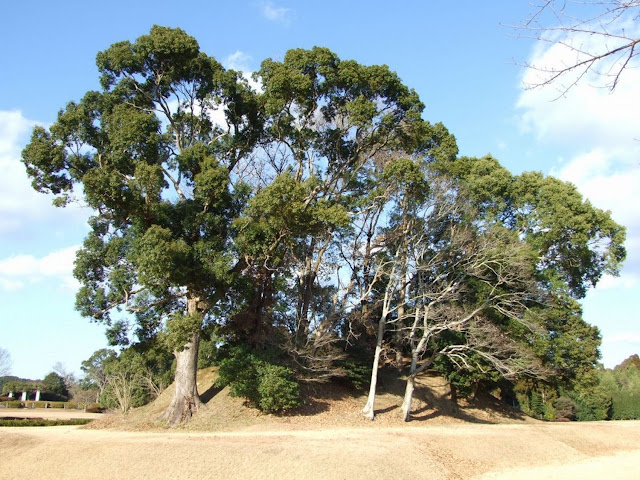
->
261, 1, 291, 25
602, 333, 640, 345
224, 51, 253, 72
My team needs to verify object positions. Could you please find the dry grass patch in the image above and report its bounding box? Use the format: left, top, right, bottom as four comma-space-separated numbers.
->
87, 367, 535, 432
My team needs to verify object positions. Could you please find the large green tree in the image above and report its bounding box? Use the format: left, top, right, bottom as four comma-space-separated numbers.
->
228, 47, 455, 377
431, 155, 626, 396
23, 26, 261, 425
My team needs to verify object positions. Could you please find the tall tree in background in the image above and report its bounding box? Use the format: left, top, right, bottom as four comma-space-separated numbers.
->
41, 372, 69, 400
81, 348, 117, 403
0, 347, 11, 376
433, 155, 626, 391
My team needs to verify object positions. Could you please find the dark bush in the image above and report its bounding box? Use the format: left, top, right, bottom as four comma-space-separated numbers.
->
255, 363, 301, 413
339, 360, 370, 390
217, 347, 301, 413
86, 403, 106, 413
554, 396, 577, 421
611, 392, 640, 420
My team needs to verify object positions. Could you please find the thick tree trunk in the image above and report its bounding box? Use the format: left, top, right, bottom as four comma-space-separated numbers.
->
160, 296, 204, 426
160, 330, 203, 426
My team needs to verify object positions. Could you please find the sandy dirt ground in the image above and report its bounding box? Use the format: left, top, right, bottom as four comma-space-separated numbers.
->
2, 416, 640, 479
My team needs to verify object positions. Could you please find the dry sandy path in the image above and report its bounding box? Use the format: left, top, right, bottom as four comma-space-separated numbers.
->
2, 420, 640, 479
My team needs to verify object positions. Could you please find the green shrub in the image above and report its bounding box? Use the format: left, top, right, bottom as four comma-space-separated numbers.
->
611, 392, 640, 420
3, 401, 23, 408
530, 391, 544, 418
543, 400, 556, 421
339, 360, 370, 390
256, 363, 301, 413
217, 347, 301, 413
574, 389, 611, 421
217, 349, 259, 401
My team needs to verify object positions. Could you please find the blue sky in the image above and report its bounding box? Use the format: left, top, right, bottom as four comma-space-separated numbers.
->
1, 1, 638, 379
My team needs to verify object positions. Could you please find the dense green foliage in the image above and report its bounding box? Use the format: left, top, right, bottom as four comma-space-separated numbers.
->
216, 347, 301, 413
599, 355, 640, 420
41, 372, 69, 400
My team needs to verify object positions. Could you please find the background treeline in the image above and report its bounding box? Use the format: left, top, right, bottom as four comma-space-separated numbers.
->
513, 354, 640, 421
1, 371, 71, 402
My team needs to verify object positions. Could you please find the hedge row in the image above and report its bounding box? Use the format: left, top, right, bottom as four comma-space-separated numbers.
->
0, 418, 94, 427
1, 401, 105, 412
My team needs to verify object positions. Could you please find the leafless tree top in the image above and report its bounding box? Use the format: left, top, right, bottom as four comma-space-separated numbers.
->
510, 1, 640, 94
0, 347, 12, 377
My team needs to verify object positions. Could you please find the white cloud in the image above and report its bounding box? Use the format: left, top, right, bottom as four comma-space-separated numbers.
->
224, 51, 253, 73
0, 245, 80, 293
0, 110, 90, 240
517, 18, 640, 147
593, 273, 639, 292
261, 1, 291, 24
516, 26, 640, 280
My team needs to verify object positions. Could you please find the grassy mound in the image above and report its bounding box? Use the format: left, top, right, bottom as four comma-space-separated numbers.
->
86, 367, 535, 431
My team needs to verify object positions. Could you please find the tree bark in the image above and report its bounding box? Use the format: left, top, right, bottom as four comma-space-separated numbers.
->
160, 330, 203, 426
160, 296, 204, 426
400, 356, 433, 422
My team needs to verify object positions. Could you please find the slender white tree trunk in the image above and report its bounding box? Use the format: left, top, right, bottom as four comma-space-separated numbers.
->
362, 313, 386, 420
400, 354, 418, 421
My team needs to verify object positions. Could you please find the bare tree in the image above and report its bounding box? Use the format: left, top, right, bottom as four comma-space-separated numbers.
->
52, 361, 77, 391
398, 225, 546, 421
107, 371, 140, 414
511, 0, 640, 93
361, 176, 547, 421
0, 347, 11, 376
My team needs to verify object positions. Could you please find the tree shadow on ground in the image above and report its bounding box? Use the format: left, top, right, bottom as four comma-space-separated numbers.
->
372, 368, 529, 424
200, 384, 224, 403
374, 404, 398, 416
407, 377, 528, 423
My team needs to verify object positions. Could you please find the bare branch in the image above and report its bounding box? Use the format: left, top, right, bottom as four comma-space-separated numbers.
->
508, 0, 640, 94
